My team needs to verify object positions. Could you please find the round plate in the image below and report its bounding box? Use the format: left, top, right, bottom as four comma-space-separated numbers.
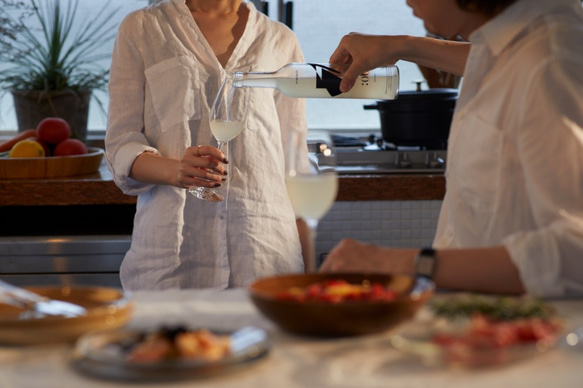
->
0, 286, 133, 345
71, 326, 271, 382
0, 147, 104, 179
390, 317, 562, 368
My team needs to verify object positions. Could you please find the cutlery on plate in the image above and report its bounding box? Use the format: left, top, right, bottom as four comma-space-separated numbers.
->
0, 279, 87, 319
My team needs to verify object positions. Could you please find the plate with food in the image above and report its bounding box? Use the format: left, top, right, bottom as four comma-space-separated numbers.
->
71, 325, 270, 381
390, 294, 564, 368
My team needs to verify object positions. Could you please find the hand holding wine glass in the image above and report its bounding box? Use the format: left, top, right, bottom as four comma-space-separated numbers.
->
286, 131, 338, 272
190, 75, 249, 202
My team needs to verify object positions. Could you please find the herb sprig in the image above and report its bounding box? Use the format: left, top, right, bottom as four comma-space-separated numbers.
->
429, 294, 556, 321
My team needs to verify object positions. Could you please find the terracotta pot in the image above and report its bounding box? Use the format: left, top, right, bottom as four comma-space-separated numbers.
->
11, 89, 92, 143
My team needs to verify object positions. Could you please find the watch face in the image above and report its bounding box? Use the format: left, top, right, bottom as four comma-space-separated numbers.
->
417, 256, 435, 277
416, 249, 436, 278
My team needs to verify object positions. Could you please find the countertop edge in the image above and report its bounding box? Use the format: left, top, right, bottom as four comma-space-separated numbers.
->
0, 162, 446, 206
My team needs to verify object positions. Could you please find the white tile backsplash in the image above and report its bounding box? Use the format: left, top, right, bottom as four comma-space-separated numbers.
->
316, 200, 443, 266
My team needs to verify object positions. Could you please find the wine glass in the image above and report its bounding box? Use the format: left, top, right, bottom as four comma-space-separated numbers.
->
286, 131, 338, 272
190, 75, 249, 202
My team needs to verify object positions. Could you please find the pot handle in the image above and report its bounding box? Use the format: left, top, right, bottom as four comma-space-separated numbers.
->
363, 104, 379, 110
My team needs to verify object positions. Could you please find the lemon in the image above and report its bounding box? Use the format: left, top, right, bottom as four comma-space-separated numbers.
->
8, 139, 45, 158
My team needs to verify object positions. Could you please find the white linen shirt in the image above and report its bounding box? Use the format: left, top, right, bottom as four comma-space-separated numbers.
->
434, 0, 583, 297
105, 0, 307, 290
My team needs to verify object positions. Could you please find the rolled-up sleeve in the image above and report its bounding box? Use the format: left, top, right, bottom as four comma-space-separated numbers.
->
503, 57, 583, 297
105, 14, 159, 195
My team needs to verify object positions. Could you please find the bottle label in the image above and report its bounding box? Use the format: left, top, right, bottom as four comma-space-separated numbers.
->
308, 63, 342, 97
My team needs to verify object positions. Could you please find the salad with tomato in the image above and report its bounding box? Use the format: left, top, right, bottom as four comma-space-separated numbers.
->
428, 295, 562, 350
275, 279, 398, 303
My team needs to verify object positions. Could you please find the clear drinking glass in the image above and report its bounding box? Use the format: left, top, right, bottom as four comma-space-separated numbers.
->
286, 131, 338, 272
190, 76, 249, 202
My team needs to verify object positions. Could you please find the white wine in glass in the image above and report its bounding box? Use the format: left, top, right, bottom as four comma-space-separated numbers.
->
190, 76, 248, 202
286, 132, 338, 272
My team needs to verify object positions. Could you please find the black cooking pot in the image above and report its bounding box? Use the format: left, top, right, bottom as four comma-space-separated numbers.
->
364, 88, 458, 149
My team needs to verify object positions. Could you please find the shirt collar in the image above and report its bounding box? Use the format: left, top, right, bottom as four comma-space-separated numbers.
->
470, 0, 576, 56
172, 0, 254, 11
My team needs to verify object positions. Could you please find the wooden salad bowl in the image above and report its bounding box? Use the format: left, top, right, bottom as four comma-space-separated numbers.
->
249, 273, 434, 337
0, 285, 133, 345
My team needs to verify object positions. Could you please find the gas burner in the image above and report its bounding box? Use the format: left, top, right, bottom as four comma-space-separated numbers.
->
327, 134, 447, 175
362, 135, 447, 151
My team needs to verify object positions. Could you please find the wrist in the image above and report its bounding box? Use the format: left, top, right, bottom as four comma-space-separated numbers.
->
392, 35, 414, 63
414, 247, 438, 280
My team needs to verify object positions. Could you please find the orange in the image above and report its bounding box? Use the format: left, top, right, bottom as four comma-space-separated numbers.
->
8, 139, 46, 158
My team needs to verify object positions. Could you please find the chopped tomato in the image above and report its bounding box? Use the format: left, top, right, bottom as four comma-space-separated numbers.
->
432, 313, 561, 350
275, 280, 398, 303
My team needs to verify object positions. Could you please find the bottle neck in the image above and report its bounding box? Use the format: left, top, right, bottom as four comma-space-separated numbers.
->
233, 70, 280, 89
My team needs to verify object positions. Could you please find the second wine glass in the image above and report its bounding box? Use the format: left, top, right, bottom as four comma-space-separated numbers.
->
190, 76, 249, 202
286, 131, 338, 272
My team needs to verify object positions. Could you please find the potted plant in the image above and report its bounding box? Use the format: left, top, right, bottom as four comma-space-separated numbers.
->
0, 0, 119, 142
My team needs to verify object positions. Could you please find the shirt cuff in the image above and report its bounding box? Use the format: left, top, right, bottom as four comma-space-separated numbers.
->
502, 231, 564, 297
111, 143, 160, 194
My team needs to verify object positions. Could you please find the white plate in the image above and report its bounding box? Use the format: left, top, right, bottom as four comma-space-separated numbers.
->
71, 326, 270, 381
390, 317, 561, 368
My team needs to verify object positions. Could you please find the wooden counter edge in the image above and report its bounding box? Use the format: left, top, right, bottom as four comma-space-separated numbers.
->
0, 174, 445, 206
337, 174, 445, 201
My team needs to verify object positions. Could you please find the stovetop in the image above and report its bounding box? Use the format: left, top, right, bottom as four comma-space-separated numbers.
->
324, 134, 447, 175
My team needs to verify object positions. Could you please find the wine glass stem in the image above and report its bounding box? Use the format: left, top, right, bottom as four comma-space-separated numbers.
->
305, 218, 319, 273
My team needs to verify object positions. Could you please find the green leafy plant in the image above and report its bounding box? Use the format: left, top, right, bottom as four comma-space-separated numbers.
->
0, 0, 119, 93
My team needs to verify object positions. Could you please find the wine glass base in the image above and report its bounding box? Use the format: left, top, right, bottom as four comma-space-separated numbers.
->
189, 187, 224, 202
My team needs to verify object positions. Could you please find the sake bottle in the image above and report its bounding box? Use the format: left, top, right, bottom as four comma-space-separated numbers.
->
232, 63, 399, 99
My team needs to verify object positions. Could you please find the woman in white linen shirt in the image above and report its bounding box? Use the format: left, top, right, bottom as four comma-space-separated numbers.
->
320, 0, 583, 297
105, 0, 308, 290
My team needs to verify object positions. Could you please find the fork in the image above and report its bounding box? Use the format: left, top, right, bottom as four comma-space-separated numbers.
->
0, 279, 87, 319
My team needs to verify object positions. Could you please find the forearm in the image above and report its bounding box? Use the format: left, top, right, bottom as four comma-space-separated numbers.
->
432, 246, 525, 294
393, 35, 470, 76
321, 240, 525, 295
129, 151, 180, 187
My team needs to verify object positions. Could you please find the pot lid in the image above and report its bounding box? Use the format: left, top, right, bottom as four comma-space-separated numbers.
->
398, 88, 458, 98
367, 88, 458, 106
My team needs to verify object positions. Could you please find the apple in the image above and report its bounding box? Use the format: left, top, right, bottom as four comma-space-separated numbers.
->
53, 138, 88, 156
36, 117, 71, 145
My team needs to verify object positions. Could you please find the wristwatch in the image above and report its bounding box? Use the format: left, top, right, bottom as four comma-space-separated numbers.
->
415, 247, 438, 279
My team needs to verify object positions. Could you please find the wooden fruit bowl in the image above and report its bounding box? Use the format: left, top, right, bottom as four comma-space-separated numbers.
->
249, 273, 435, 337
0, 147, 104, 179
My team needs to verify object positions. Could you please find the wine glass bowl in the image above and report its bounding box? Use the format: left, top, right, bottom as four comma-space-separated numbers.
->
190, 76, 248, 202
286, 132, 338, 272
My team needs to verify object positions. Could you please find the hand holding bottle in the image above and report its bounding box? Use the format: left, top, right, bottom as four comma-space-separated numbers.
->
329, 33, 400, 93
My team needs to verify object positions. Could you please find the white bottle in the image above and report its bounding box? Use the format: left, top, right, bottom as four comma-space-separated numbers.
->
232, 63, 399, 99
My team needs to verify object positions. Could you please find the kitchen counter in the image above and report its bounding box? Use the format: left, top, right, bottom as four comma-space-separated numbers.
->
0, 159, 445, 206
